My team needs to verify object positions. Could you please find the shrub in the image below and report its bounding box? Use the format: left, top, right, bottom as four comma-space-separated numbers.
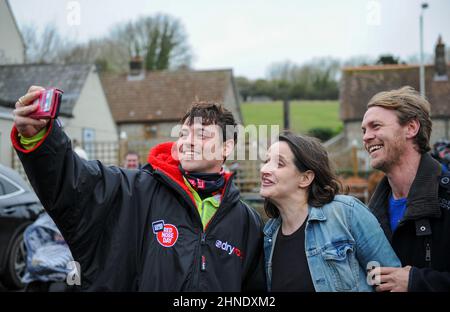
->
307, 127, 335, 142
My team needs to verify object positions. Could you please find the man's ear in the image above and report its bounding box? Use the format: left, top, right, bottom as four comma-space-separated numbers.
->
406, 118, 420, 139
299, 170, 315, 189
222, 139, 235, 159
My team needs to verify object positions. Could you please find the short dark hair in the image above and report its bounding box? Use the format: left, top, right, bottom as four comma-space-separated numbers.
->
180, 101, 238, 144
264, 132, 342, 218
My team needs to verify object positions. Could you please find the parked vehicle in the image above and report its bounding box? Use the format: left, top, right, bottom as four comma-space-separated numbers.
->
0, 164, 43, 289
22, 212, 74, 292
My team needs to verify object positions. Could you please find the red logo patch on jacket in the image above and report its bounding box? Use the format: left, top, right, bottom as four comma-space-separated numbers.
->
152, 220, 179, 247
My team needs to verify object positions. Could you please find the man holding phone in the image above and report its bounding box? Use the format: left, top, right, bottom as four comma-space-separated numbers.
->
12, 86, 266, 291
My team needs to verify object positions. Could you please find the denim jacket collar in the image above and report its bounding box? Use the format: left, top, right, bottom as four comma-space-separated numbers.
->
308, 205, 327, 222
263, 217, 281, 238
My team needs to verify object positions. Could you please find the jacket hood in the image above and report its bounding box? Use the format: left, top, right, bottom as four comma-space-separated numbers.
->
146, 142, 236, 205
147, 142, 183, 185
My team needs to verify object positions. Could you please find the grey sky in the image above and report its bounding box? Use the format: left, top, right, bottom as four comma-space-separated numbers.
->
8, 0, 450, 79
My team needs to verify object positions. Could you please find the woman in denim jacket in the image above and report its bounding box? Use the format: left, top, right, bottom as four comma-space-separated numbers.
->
261, 132, 401, 292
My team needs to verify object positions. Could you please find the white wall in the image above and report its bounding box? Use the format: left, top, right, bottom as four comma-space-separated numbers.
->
63, 67, 118, 143
0, 113, 14, 167
0, 0, 25, 64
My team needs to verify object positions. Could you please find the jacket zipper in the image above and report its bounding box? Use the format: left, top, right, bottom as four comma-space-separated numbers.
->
425, 239, 432, 268
203, 176, 233, 232
153, 170, 204, 290
154, 169, 234, 290
196, 176, 234, 289
395, 218, 433, 268
425, 243, 431, 262
200, 232, 207, 272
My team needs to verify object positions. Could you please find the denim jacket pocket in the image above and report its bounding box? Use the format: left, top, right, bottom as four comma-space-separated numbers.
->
322, 242, 358, 291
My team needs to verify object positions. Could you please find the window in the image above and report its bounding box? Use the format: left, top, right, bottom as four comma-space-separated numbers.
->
0, 174, 23, 198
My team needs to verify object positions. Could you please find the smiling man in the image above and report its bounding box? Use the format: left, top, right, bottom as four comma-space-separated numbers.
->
361, 86, 450, 292
11, 86, 266, 291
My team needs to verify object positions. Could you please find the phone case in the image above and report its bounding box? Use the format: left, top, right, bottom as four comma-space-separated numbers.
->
29, 88, 64, 119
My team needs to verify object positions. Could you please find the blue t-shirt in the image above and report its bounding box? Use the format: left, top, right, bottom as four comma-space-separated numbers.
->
389, 195, 407, 232
442, 163, 449, 174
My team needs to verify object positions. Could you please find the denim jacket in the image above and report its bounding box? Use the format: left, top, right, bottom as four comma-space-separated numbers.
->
263, 195, 401, 292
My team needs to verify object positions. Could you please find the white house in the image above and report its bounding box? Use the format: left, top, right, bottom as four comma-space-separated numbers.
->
0, 0, 25, 65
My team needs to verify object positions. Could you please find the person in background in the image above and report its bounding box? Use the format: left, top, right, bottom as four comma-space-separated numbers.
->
431, 139, 450, 173
72, 139, 88, 160
123, 151, 140, 169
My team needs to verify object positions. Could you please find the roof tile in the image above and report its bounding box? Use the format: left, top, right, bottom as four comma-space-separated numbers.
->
100, 69, 233, 123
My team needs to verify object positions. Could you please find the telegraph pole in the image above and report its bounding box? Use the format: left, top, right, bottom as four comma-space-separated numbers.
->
419, 2, 429, 97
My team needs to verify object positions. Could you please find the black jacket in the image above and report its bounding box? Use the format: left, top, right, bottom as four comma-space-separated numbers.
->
12, 121, 266, 291
369, 153, 450, 291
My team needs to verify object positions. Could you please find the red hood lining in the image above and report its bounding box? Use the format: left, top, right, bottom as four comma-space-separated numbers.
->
11, 121, 54, 154
147, 142, 232, 206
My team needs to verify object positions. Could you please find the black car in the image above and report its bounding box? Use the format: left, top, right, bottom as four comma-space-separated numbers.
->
0, 164, 43, 289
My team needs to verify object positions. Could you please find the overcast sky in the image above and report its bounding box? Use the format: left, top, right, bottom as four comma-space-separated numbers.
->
8, 0, 450, 79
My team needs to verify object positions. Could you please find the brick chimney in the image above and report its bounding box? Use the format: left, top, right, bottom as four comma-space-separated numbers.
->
127, 56, 145, 81
434, 35, 448, 81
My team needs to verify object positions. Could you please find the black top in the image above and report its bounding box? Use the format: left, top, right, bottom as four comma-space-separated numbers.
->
271, 220, 315, 292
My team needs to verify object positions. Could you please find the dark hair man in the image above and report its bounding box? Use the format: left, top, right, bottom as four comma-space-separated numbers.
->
361, 86, 450, 292
12, 86, 265, 291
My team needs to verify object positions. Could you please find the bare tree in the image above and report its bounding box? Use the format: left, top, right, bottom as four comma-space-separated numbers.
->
342, 55, 375, 67
20, 13, 193, 72
21, 23, 67, 64
266, 60, 296, 81
57, 38, 129, 72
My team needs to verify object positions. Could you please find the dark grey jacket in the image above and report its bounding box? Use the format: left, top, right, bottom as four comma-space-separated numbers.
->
369, 153, 450, 291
